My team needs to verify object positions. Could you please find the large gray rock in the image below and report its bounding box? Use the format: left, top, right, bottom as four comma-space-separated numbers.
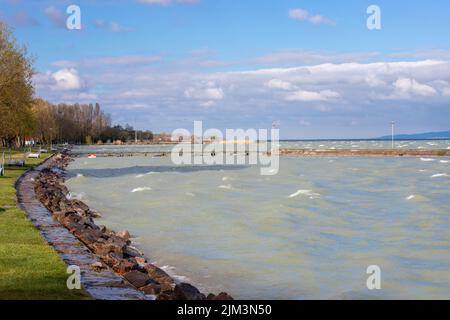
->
124, 270, 151, 288
174, 283, 206, 300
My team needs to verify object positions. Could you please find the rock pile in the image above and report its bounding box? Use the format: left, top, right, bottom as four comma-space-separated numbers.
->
34, 152, 233, 301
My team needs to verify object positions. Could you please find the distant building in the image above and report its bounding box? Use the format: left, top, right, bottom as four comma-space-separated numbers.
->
25, 137, 35, 146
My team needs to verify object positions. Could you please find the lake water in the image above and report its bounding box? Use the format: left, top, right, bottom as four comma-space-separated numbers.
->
70, 140, 450, 155
66, 142, 450, 299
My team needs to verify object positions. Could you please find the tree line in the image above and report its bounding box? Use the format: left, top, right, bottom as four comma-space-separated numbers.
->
0, 22, 153, 147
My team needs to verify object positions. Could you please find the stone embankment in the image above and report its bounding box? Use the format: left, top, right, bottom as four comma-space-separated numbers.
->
20, 152, 233, 300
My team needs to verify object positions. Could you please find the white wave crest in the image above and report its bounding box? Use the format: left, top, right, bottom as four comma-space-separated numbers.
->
288, 189, 321, 199
66, 192, 85, 200
440, 160, 450, 164
160, 265, 191, 284
131, 187, 152, 193
406, 195, 415, 201
420, 158, 436, 162
218, 184, 233, 190
431, 173, 449, 178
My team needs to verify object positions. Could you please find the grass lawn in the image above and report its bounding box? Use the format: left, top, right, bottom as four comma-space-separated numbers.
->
0, 151, 48, 207
0, 151, 89, 300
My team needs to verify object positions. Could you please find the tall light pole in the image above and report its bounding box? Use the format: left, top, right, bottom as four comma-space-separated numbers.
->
49, 128, 53, 151
391, 121, 395, 149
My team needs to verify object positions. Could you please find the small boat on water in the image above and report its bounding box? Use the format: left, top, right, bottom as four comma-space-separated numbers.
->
88, 154, 97, 159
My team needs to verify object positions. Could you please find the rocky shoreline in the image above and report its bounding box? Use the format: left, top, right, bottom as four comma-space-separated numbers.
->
33, 152, 233, 301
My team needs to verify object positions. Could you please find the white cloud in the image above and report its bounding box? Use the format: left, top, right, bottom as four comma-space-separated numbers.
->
392, 78, 437, 98
299, 119, 311, 126
44, 6, 66, 28
52, 55, 161, 67
120, 89, 156, 98
433, 81, 450, 96
288, 8, 335, 26
78, 92, 98, 100
442, 87, 450, 96
185, 87, 224, 100
365, 74, 386, 87
9, 11, 39, 27
389, 49, 450, 61
285, 90, 340, 102
110, 22, 132, 33
94, 20, 132, 33
265, 79, 294, 90
51, 68, 82, 91
34, 59, 450, 137
200, 100, 216, 107
249, 49, 378, 67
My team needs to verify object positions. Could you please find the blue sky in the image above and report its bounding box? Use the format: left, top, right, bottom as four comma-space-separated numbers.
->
2, 0, 450, 138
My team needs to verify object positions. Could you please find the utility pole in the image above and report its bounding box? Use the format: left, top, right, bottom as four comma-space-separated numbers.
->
391, 121, 395, 149
50, 128, 53, 151
134, 116, 138, 144
0, 152, 4, 176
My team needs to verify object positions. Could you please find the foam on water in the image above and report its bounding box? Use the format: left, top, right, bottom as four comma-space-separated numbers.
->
431, 173, 449, 178
160, 265, 192, 284
288, 189, 321, 199
131, 187, 152, 193
66, 191, 85, 200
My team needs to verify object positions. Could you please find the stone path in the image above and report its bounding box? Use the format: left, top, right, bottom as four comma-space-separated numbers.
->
15, 159, 149, 300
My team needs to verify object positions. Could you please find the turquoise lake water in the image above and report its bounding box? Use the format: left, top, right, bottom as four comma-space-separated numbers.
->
66, 143, 450, 299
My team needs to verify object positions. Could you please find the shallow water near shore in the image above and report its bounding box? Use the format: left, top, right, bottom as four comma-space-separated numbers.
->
66, 145, 450, 299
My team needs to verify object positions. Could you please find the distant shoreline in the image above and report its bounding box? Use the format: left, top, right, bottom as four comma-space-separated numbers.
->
279, 148, 450, 157
70, 138, 450, 145
69, 148, 450, 158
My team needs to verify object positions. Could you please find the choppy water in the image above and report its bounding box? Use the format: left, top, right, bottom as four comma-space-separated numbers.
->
71, 140, 450, 155
66, 144, 450, 299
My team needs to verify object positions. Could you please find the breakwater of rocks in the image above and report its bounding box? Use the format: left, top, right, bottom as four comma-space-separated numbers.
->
33, 152, 233, 301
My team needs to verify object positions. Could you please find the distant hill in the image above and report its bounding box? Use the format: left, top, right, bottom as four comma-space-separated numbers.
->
377, 131, 450, 140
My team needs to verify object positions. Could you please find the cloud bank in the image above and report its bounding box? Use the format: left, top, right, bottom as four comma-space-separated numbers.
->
33, 57, 450, 138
